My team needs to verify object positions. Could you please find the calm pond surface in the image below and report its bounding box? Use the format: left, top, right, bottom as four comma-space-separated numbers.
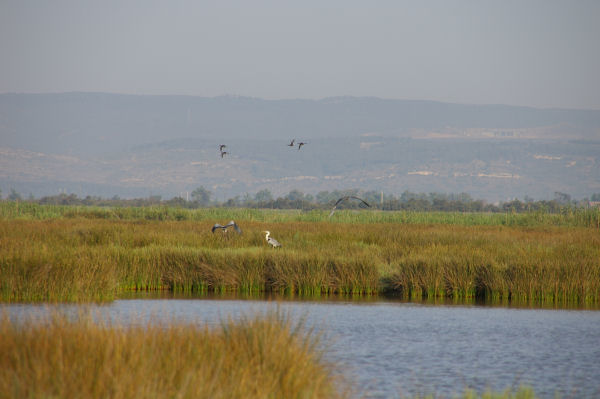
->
4, 294, 600, 399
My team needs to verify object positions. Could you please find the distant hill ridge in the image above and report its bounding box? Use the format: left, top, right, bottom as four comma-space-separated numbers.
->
1, 92, 599, 156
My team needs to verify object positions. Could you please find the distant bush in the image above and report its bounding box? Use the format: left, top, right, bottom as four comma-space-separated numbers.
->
13, 189, 600, 214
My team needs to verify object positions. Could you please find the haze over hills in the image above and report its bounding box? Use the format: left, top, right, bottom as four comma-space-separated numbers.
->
1, 92, 599, 202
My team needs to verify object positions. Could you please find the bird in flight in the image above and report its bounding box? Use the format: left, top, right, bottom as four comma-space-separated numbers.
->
263, 230, 282, 248
288, 139, 295, 147
328, 196, 371, 218
297, 142, 306, 151
212, 220, 242, 234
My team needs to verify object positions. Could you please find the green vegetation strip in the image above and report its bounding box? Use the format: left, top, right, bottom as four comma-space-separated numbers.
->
2, 201, 600, 228
1, 204, 598, 303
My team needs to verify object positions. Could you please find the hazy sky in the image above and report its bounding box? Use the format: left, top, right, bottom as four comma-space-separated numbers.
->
1, 1, 599, 109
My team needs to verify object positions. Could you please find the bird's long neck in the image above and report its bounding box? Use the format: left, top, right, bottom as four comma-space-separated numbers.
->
265, 232, 270, 239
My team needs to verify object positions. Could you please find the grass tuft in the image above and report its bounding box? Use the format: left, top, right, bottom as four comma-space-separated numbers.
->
0, 310, 347, 399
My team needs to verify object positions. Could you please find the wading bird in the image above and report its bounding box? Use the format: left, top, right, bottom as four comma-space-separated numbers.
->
297, 142, 306, 150
220, 151, 228, 158
212, 220, 242, 234
263, 230, 282, 248
219, 144, 227, 151
288, 139, 295, 147
328, 196, 371, 218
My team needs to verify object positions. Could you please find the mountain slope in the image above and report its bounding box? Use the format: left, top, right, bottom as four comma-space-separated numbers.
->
1, 93, 599, 156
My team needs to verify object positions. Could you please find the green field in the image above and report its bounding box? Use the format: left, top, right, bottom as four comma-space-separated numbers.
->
1, 202, 598, 303
2, 201, 600, 227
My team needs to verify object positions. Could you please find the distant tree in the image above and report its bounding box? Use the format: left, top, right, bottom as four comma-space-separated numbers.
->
316, 191, 334, 204
254, 189, 273, 202
191, 186, 211, 206
82, 195, 96, 205
470, 200, 487, 212
242, 192, 253, 203
285, 190, 305, 202
224, 195, 240, 207
403, 198, 430, 211
502, 199, 525, 212
553, 191, 572, 205
400, 190, 424, 203
61, 193, 79, 205
454, 192, 473, 203
431, 197, 450, 211
8, 188, 22, 201
165, 196, 187, 208
148, 195, 162, 204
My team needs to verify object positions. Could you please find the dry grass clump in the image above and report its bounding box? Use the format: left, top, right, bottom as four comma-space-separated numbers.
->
0, 311, 345, 399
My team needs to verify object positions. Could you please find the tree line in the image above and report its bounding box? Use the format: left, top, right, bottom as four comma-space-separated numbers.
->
3, 187, 600, 213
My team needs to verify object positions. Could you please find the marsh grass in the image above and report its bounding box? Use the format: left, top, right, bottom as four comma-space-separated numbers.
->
2, 201, 600, 228
1, 205, 599, 303
0, 311, 345, 399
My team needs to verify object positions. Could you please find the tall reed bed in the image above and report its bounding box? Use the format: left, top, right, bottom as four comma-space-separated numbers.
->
384, 225, 600, 303
0, 311, 345, 399
0, 219, 380, 300
1, 216, 598, 303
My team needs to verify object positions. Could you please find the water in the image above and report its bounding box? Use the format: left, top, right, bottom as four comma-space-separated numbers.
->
4, 295, 600, 398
